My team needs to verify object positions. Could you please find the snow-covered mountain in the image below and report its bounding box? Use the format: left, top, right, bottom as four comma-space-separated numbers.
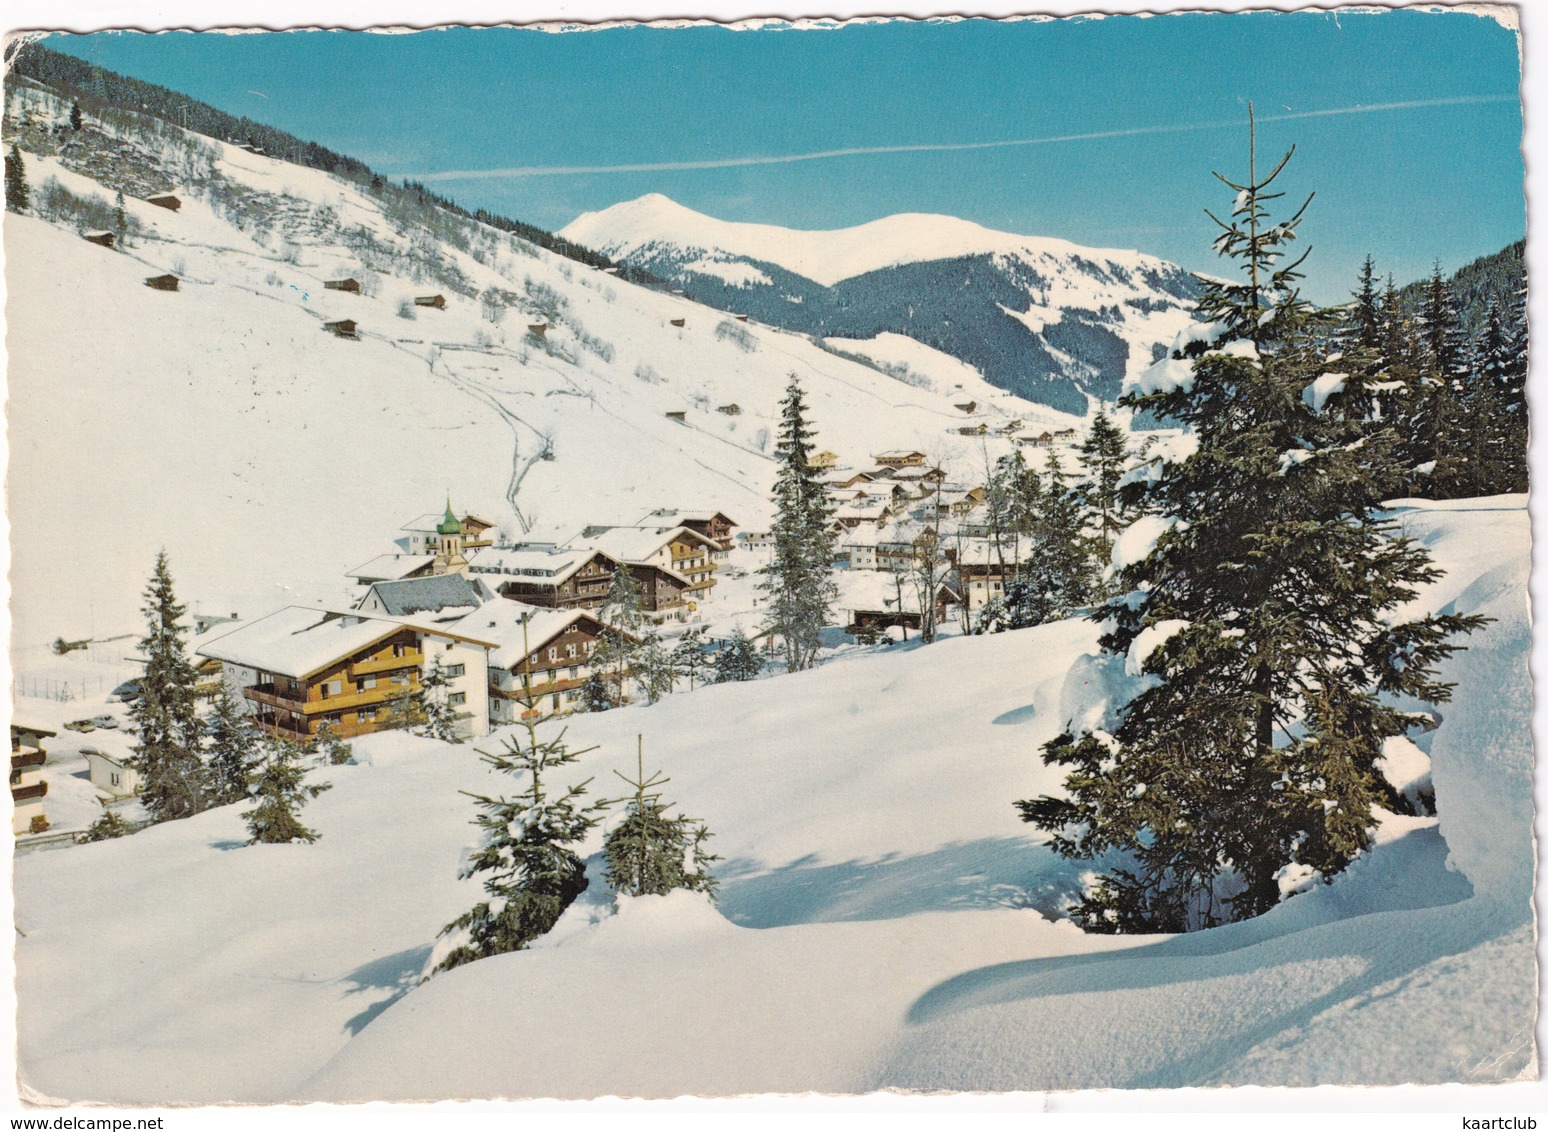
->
561, 193, 1203, 414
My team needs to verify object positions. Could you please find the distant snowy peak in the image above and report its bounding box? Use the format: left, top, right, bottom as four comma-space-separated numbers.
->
561, 193, 1177, 288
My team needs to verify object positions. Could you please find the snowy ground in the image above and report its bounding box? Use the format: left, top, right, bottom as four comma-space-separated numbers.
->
9, 498, 1535, 1103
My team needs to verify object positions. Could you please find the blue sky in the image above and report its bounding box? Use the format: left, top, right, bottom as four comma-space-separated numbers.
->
47, 9, 1524, 304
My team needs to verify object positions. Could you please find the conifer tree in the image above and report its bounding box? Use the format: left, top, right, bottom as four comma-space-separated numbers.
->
1077, 410, 1130, 566
77, 799, 132, 844
602, 737, 719, 900
670, 627, 713, 690
435, 625, 600, 972
712, 628, 763, 683
314, 720, 355, 766
416, 656, 462, 743
129, 552, 207, 822
759, 376, 836, 671
70, 101, 83, 131
632, 631, 677, 705
595, 564, 646, 702
6, 145, 29, 213
204, 683, 260, 805
580, 671, 612, 712
243, 737, 331, 844
1019, 109, 1485, 932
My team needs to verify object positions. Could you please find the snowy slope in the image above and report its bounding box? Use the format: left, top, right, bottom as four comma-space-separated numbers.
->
4, 86, 1063, 659
560, 194, 1202, 413
11, 498, 1533, 1101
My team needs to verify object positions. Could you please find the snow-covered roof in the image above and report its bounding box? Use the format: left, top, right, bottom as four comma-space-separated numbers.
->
401, 513, 445, 534
444, 601, 598, 671
468, 545, 612, 585
196, 607, 413, 680
575, 524, 716, 564
346, 553, 436, 582
362, 574, 490, 618
635, 508, 737, 528
836, 571, 924, 614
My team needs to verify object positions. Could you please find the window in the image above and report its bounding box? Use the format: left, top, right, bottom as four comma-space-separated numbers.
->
449, 692, 467, 707
551, 693, 560, 709
548, 647, 558, 661
569, 666, 579, 680
320, 680, 342, 699
444, 664, 465, 679
358, 710, 372, 723
566, 644, 577, 659
393, 642, 407, 657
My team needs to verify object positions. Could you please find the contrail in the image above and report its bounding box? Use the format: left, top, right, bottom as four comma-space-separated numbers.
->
403, 94, 1515, 183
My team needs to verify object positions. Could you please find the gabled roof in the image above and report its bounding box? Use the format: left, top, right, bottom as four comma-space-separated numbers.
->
347, 553, 436, 583
362, 574, 490, 618
470, 545, 621, 586
577, 524, 717, 564
635, 508, 738, 529
445, 601, 614, 671
401, 513, 445, 534
197, 606, 495, 680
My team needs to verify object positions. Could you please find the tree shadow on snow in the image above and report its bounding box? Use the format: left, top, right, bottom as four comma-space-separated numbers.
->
716, 837, 1086, 928
339, 944, 434, 1036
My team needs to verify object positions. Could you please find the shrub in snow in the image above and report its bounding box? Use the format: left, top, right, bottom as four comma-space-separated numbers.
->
313, 720, 355, 766
204, 683, 261, 805
601, 739, 719, 901
243, 737, 331, 845
712, 628, 762, 683
1019, 110, 1485, 934
76, 800, 132, 844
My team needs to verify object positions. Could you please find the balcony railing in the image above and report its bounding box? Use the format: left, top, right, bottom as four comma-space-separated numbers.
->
11, 782, 48, 802
247, 683, 414, 716
349, 653, 421, 678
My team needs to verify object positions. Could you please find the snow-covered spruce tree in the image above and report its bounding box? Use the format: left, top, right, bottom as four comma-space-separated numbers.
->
712, 628, 762, 683
580, 671, 612, 712
1077, 410, 1130, 566
759, 376, 837, 672
204, 683, 261, 806
314, 719, 355, 766
5, 145, 28, 213
602, 737, 720, 900
416, 656, 462, 743
129, 552, 207, 823
434, 634, 600, 972
632, 631, 677, 705
1018, 110, 1486, 933
595, 563, 647, 703
70, 101, 83, 131
670, 627, 713, 691
980, 449, 1090, 633
77, 799, 132, 844
243, 736, 331, 844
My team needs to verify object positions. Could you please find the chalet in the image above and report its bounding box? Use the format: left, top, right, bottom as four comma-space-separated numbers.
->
414, 294, 447, 309
839, 527, 880, 570
197, 606, 494, 741
1022, 431, 1055, 448
528, 323, 548, 339
807, 450, 840, 471
84, 747, 139, 798
470, 545, 622, 611
635, 509, 739, 557
144, 274, 179, 292
462, 602, 635, 723
957, 423, 989, 436
665, 411, 687, 423
738, 530, 774, 551
735, 314, 750, 322
146, 193, 181, 212
873, 450, 927, 469
825, 471, 875, 490
83, 230, 116, 249
10, 724, 53, 835
194, 656, 226, 700
579, 525, 720, 609
955, 401, 978, 414
357, 573, 494, 622
324, 278, 362, 294
833, 498, 892, 530
347, 552, 437, 586
323, 319, 359, 339
629, 562, 695, 622
717, 404, 742, 416
945, 539, 1032, 612
885, 465, 948, 486
1053, 427, 1079, 441
670, 318, 686, 328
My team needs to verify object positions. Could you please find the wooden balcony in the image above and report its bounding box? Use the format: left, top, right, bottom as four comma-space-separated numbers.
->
247, 683, 414, 716
10, 750, 46, 770
349, 653, 421, 678
491, 674, 589, 700
11, 781, 47, 802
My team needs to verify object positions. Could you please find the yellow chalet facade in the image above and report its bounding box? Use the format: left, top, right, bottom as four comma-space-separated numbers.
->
197, 607, 494, 742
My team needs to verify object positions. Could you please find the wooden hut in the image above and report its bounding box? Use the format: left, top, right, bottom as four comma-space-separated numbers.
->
146, 194, 181, 212
734, 313, 750, 323
527, 323, 548, 339
954, 400, 978, 414
665, 411, 687, 423
324, 278, 362, 294
670, 318, 686, 328
323, 319, 359, 339
144, 273, 180, 292
414, 294, 446, 310
83, 230, 116, 249
717, 404, 742, 416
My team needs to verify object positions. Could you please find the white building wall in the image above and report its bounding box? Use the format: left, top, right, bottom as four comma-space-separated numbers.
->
421, 635, 491, 739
